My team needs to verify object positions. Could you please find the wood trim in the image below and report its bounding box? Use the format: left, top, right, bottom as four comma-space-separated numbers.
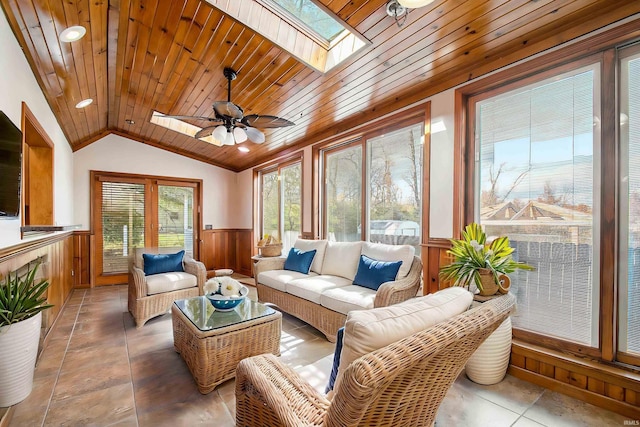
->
200, 228, 253, 277
0, 232, 74, 262
510, 341, 640, 418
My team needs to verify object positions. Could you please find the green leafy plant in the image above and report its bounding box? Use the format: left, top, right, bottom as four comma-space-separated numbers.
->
0, 263, 53, 327
439, 223, 534, 291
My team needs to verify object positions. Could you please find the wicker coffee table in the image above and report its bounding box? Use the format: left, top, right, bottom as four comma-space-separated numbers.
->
172, 296, 282, 394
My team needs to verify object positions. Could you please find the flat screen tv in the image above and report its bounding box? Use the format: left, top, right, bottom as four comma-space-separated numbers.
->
0, 111, 22, 219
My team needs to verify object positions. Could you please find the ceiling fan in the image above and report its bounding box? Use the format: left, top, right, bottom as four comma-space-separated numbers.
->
158, 67, 295, 146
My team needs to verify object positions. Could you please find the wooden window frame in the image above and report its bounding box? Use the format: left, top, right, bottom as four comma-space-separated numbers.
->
454, 21, 640, 368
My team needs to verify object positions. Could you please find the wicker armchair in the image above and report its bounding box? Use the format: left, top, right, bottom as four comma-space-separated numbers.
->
128, 247, 206, 328
236, 293, 515, 427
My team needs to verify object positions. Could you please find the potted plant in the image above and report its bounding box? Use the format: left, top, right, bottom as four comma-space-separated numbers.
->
0, 262, 52, 407
439, 222, 534, 296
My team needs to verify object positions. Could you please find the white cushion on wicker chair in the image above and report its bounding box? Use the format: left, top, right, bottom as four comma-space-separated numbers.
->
362, 241, 415, 278
287, 275, 351, 304
294, 239, 328, 274
145, 271, 197, 295
335, 287, 473, 389
258, 269, 318, 292
321, 241, 362, 280
320, 285, 376, 315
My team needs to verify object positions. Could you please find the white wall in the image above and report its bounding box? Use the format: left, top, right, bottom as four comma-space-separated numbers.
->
0, 10, 74, 250
73, 134, 240, 229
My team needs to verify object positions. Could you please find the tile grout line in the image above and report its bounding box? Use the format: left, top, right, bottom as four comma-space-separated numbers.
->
509, 390, 546, 427
39, 289, 87, 427
120, 290, 140, 427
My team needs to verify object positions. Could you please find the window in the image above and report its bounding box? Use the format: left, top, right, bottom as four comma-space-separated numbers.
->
321, 122, 424, 250
472, 65, 601, 347
258, 159, 302, 253
619, 44, 640, 357
268, 0, 345, 42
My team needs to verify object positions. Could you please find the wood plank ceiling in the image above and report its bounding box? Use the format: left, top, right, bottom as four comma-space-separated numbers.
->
1, 0, 639, 171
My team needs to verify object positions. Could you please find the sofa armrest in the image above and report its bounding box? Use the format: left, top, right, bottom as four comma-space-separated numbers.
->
373, 255, 423, 308
236, 353, 330, 427
183, 255, 206, 294
130, 265, 147, 298
254, 257, 286, 281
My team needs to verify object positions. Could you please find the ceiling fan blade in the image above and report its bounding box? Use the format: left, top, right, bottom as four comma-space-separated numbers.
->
155, 114, 221, 123
194, 127, 216, 139
241, 115, 295, 128
213, 101, 243, 120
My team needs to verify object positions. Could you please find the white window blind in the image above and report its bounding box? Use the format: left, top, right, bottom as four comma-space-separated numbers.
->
620, 48, 640, 356
101, 182, 145, 274
475, 65, 600, 346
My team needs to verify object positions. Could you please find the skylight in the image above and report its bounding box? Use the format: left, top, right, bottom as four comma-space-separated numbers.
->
269, 0, 345, 42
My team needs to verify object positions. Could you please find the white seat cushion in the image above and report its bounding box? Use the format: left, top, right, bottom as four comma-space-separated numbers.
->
286, 275, 351, 304
321, 241, 362, 281
258, 269, 317, 292
362, 242, 415, 278
145, 271, 197, 295
320, 285, 376, 315
335, 287, 473, 390
293, 239, 328, 274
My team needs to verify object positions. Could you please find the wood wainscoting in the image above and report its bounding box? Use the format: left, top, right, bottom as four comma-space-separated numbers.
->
73, 231, 91, 288
201, 229, 253, 277
0, 233, 74, 340
422, 242, 640, 417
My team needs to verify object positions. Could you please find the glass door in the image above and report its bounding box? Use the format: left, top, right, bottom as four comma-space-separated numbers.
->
157, 184, 195, 257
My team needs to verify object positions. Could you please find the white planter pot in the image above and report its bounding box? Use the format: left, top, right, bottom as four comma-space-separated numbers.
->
0, 311, 42, 407
466, 316, 512, 385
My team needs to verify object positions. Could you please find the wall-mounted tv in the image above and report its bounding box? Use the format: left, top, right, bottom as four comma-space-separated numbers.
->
0, 111, 23, 219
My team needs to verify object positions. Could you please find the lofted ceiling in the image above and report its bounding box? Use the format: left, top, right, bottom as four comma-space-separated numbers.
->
1, 0, 639, 172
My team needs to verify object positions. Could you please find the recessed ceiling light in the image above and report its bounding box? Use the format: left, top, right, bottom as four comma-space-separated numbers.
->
75, 98, 93, 108
60, 26, 87, 43
238, 146, 250, 153
125, 119, 135, 125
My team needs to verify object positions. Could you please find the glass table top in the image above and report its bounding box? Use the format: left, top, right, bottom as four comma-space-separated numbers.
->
174, 296, 276, 332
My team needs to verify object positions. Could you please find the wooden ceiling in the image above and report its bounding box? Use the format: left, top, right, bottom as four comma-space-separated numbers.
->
1, 0, 639, 172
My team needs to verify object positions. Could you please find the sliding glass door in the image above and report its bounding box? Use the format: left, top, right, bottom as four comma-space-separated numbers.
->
92, 172, 201, 286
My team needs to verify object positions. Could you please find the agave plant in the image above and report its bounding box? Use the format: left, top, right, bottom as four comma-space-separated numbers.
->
439, 223, 534, 292
0, 263, 53, 327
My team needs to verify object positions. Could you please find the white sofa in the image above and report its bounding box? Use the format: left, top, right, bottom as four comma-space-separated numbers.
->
255, 239, 422, 342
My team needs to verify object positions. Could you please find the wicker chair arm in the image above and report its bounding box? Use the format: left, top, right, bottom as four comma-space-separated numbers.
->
183, 255, 206, 294
373, 255, 423, 308
130, 266, 147, 298
254, 257, 287, 281
236, 353, 330, 427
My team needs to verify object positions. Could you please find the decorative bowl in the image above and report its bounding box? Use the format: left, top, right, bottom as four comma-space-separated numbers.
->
205, 285, 249, 311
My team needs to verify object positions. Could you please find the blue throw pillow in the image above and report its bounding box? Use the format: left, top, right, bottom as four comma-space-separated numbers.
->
353, 254, 402, 291
143, 250, 185, 276
283, 247, 316, 274
325, 327, 344, 394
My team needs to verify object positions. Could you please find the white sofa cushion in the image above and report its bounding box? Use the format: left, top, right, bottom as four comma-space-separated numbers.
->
362, 242, 415, 278
335, 287, 473, 389
258, 270, 318, 293
321, 241, 362, 280
294, 239, 328, 274
320, 285, 376, 315
286, 275, 351, 304
145, 271, 197, 295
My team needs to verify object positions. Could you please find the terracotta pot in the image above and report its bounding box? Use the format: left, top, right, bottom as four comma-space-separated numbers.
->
478, 269, 499, 296
498, 274, 511, 294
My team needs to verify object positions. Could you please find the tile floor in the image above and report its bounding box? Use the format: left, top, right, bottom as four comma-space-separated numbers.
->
5, 282, 632, 426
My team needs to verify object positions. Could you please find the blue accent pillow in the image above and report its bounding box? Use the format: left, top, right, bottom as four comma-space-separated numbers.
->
325, 327, 344, 394
283, 248, 317, 274
143, 250, 185, 276
353, 254, 402, 291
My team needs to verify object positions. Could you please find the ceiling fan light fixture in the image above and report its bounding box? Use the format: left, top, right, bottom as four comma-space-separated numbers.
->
233, 127, 248, 143
397, 0, 435, 7
224, 131, 235, 146
212, 125, 227, 142
245, 127, 265, 144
